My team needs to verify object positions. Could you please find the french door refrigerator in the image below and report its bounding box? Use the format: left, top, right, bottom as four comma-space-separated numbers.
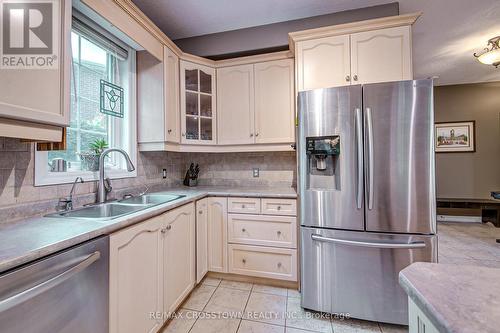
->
298, 79, 437, 325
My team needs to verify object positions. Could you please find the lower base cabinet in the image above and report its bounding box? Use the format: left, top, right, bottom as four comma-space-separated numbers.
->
109, 203, 195, 333
408, 297, 439, 333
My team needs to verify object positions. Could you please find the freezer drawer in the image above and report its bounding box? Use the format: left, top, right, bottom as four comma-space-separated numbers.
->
300, 227, 437, 325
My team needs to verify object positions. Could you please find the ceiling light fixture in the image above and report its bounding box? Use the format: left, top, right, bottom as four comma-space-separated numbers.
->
474, 36, 500, 67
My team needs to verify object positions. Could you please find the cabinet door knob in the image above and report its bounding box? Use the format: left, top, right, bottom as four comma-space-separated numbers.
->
353, 75, 358, 81
255, 133, 259, 137
166, 225, 172, 230
242, 228, 246, 232
277, 230, 282, 235
181, 133, 186, 137
345, 75, 350, 82
242, 204, 246, 208
277, 262, 282, 268
250, 133, 254, 137
198, 210, 203, 214
242, 259, 246, 264
167, 129, 172, 134
277, 206, 281, 210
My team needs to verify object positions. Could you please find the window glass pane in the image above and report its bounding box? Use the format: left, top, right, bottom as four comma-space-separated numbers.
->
200, 70, 212, 94
200, 118, 212, 141
200, 95, 212, 117
79, 65, 105, 101
80, 36, 107, 66
185, 92, 198, 116
48, 129, 79, 164
185, 69, 198, 91
79, 98, 108, 132
71, 31, 79, 60
186, 116, 199, 140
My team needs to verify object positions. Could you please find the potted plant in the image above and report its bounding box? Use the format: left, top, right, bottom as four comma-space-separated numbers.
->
79, 138, 108, 172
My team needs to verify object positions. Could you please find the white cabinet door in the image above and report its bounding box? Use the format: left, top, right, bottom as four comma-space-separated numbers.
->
180, 60, 216, 145
110, 215, 164, 333
217, 64, 255, 145
296, 35, 350, 91
350, 26, 412, 84
164, 203, 196, 314
254, 59, 295, 143
196, 198, 209, 283
0, 0, 71, 128
164, 46, 180, 143
207, 197, 228, 273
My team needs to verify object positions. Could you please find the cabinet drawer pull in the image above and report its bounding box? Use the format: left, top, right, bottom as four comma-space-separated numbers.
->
242, 228, 246, 232
242, 259, 246, 264
277, 262, 282, 268
277, 206, 281, 210
277, 231, 282, 236
242, 204, 246, 208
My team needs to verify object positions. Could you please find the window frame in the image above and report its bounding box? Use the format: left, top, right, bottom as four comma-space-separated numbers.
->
34, 24, 137, 187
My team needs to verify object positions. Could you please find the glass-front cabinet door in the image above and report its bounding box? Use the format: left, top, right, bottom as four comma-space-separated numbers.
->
180, 61, 216, 144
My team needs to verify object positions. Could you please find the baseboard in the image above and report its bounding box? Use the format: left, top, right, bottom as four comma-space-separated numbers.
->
207, 271, 299, 289
437, 215, 482, 223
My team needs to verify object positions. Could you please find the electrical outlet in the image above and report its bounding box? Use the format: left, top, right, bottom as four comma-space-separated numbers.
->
162, 168, 167, 179
253, 168, 259, 178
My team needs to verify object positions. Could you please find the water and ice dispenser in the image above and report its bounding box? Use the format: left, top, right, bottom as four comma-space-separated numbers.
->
306, 136, 341, 190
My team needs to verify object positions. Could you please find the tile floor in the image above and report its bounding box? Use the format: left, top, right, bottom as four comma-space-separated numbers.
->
162, 222, 500, 333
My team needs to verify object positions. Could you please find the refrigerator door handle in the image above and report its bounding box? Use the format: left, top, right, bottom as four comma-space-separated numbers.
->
365, 107, 374, 210
311, 234, 426, 249
355, 107, 363, 209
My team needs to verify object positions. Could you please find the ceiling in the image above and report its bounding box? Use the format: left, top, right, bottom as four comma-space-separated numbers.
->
132, 0, 500, 85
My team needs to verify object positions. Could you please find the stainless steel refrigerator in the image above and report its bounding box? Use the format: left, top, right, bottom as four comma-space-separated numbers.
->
298, 79, 437, 325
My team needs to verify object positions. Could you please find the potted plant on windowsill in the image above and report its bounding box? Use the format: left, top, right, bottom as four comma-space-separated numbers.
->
79, 139, 108, 172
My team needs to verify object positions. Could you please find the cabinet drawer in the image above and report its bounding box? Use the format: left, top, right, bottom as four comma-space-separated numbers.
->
261, 198, 296, 216
228, 197, 261, 214
228, 214, 296, 248
228, 244, 297, 281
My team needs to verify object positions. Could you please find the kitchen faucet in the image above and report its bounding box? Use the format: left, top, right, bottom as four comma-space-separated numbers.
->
97, 148, 135, 203
57, 177, 84, 211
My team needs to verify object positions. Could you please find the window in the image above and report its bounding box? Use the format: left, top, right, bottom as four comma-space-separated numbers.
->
35, 15, 136, 186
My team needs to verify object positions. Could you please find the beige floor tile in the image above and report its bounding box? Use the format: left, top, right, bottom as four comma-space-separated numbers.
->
189, 315, 240, 333
183, 284, 217, 311
162, 309, 199, 333
244, 292, 287, 325
379, 323, 408, 333
286, 328, 319, 333
287, 288, 301, 298
238, 320, 285, 333
331, 318, 381, 332
252, 284, 288, 296
202, 277, 222, 287
286, 297, 332, 333
220, 279, 254, 291
205, 287, 251, 317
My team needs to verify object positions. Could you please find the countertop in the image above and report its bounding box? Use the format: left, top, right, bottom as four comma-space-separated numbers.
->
399, 262, 500, 333
0, 186, 296, 274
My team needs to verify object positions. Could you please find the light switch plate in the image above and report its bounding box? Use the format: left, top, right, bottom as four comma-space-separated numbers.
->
253, 168, 259, 177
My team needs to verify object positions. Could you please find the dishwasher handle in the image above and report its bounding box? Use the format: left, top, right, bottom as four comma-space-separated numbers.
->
311, 234, 426, 249
0, 251, 101, 313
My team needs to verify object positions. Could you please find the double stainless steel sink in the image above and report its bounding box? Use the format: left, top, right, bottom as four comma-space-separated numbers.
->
46, 193, 185, 221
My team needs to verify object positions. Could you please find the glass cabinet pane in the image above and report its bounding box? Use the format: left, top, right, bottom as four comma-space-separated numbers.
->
185, 69, 198, 91
200, 95, 212, 117
185, 92, 199, 116
186, 116, 199, 140
200, 118, 212, 141
200, 70, 212, 94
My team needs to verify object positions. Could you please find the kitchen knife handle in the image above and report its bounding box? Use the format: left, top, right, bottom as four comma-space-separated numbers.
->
355, 108, 363, 209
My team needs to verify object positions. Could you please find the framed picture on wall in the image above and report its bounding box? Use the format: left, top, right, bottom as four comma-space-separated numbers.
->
435, 121, 476, 153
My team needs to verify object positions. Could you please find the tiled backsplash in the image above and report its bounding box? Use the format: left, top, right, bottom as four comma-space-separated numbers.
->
0, 137, 296, 221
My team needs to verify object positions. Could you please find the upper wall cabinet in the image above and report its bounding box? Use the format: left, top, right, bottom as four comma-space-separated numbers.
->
217, 64, 255, 145
180, 60, 217, 145
217, 59, 295, 145
137, 46, 180, 150
296, 35, 350, 91
0, 0, 71, 141
350, 26, 412, 85
254, 59, 295, 144
292, 14, 419, 91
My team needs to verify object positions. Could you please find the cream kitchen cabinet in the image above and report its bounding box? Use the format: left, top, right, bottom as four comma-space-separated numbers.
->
109, 203, 195, 333
0, 0, 71, 141
296, 35, 350, 91
180, 60, 217, 144
350, 26, 412, 85
217, 64, 255, 145
216, 59, 295, 145
295, 25, 413, 91
207, 197, 228, 273
109, 215, 165, 333
254, 59, 295, 143
163, 203, 196, 314
138, 46, 180, 150
408, 297, 439, 333
196, 198, 209, 283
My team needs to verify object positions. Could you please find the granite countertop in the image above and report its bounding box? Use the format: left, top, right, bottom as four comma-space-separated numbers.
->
0, 186, 296, 274
399, 262, 500, 333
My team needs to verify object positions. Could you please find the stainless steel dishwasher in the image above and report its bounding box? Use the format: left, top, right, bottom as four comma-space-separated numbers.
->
0, 236, 109, 333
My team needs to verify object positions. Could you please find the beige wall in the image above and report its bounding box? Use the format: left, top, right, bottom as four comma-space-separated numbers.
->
435, 82, 500, 199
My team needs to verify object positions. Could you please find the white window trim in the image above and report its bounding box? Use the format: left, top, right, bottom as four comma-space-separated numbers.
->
34, 43, 137, 187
